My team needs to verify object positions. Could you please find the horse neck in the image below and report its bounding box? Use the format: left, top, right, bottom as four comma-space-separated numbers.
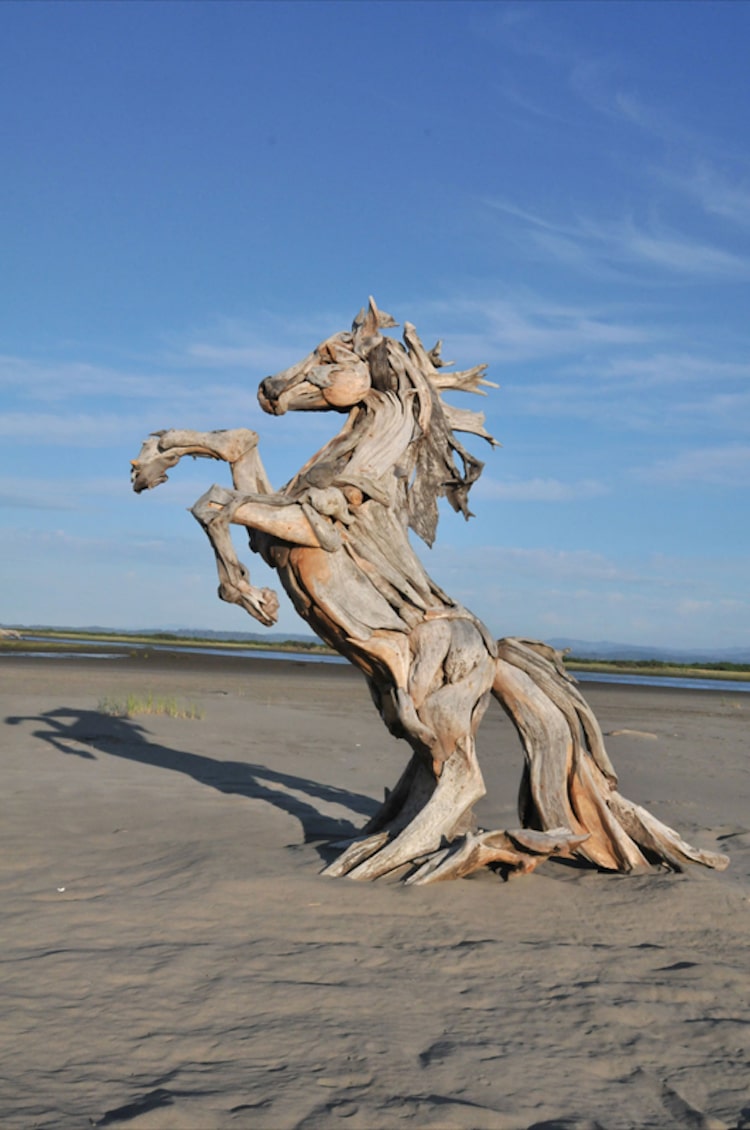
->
285, 391, 417, 496
346, 391, 416, 481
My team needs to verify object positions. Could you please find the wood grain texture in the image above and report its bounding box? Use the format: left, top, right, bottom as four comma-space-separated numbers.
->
131, 298, 728, 882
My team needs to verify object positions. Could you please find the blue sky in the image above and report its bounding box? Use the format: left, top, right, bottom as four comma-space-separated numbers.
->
2, 1, 749, 649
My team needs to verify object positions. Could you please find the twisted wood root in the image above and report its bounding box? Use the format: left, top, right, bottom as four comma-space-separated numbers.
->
323, 638, 728, 883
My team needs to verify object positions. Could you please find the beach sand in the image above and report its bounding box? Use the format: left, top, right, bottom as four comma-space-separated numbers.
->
2, 652, 749, 1130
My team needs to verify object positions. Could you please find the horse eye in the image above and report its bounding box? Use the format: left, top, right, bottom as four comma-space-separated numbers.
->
327, 342, 359, 364
306, 366, 332, 389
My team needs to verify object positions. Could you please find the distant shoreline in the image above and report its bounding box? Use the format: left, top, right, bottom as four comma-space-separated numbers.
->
2, 627, 749, 685
565, 658, 750, 683
0, 626, 332, 655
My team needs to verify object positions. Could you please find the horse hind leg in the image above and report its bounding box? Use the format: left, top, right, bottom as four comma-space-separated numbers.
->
405, 636, 729, 884
323, 620, 494, 881
329, 690, 585, 885
323, 733, 487, 881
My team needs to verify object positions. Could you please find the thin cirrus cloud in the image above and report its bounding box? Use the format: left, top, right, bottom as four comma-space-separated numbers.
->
426, 293, 652, 365
499, 376, 750, 436
0, 412, 154, 446
659, 163, 750, 229
569, 66, 690, 144
0, 487, 78, 512
475, 476, 608, 502
537, 354, 750, 432
0, 525, 199, 566
575, 353, 750, 387
0, 352, 274, 444
431, 543, 636, 585
169, 305, 358, 374
0, 352, 269, 416
637, 443, 750, 486
673, 391, 750, 433
0, 355, 185, 402
183, 342, 290, 370
570, 73, 750, 235
485, 198, 750, 280
506, 21, 710, 158
0, 475, 137, 512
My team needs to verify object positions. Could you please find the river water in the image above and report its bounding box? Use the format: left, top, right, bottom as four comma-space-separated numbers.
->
6, 636, 750, 693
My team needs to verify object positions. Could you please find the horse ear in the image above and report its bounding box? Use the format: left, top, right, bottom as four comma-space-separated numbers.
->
352, 298, 398, 352
371, 296, 398, 329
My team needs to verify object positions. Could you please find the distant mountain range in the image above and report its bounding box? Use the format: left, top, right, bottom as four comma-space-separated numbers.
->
547, 638, 750, 664
5, 624, 749, 664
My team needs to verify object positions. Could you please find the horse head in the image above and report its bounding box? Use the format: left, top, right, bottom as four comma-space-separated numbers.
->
258, 297, 398, 415
258, 297, 499, 547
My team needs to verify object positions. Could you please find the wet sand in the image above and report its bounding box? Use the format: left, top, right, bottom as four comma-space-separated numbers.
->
2, 652, 749, 1129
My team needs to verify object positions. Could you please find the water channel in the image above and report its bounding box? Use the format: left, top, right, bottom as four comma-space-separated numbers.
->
5, 636, 750, 693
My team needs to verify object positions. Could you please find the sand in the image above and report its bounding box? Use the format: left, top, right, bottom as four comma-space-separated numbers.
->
2, 651, 749, 1130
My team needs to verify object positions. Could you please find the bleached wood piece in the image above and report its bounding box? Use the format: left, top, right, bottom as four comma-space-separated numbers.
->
131, 297, 729, 883
407, 827, 591, 884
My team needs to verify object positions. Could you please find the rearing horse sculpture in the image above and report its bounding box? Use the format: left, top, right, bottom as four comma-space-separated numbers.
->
131, 299, 727, 883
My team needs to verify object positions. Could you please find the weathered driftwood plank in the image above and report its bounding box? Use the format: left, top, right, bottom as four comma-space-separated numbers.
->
131, 298, 728, 883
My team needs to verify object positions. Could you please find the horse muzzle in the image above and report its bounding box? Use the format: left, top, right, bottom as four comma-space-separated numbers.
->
258, 375, 289, 415
258, 373, 330, 414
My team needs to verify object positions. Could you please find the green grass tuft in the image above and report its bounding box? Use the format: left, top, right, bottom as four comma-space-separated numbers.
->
98, 693, 204, 720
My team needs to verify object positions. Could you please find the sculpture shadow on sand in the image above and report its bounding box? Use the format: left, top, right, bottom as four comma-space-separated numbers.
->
5, 706, 377, 849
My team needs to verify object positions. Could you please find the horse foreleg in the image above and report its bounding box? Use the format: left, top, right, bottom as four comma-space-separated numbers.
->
132, 428, 271, 493
190, 485, 280, 627
190, 485, 323, 627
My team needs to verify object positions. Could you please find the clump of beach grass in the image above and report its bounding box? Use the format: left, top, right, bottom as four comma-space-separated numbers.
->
98, 693, 204, 720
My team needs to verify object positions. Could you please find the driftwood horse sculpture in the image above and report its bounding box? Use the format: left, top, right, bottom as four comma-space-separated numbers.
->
131, 299, 727, 883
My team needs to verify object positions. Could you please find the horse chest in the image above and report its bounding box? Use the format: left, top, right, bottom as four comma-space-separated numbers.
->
268, 543, 406, 643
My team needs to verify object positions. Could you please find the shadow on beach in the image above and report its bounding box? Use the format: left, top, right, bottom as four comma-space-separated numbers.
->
5, 706, 378, 847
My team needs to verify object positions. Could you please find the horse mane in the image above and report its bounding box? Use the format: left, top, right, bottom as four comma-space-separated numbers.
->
353, 299, 498, 547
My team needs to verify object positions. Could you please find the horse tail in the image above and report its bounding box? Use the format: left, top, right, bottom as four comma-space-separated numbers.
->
490, 638, 728, 873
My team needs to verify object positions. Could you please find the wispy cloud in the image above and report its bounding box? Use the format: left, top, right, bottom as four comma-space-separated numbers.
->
0, 525, 202, 567
183, 342, 288, 369
428, 543, 639, 585
569, 66, 690, 144
424, 540, 750, 647
0, 356, 184, 402
580, 353, 750, 387
475, 476, 608, 502
419, 289, 750, 444
485, 198, 750, 280
481, 3, 589, 71
0, 474, 148, 512
499, 379, 663, 431
427, 292, 652, 365
638, 443, 750, 486
0, 489, 77, 512
166, 306, 358, 374
501, 374, 750, 436
0, 352, 272, 423
483, 4, 713, 158
673, 391, 750, 433
0, 353, 277, 445
623, 224, 748, 275
660, 163, 750, 229
0, 412, 154, 446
